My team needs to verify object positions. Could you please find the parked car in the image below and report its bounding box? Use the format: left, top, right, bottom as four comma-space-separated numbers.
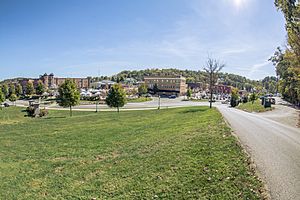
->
169, 95, 176, 99
3, 103, 10, 107
145, 93, 152, 98
221, 99, 229, 104
270, 98, 276, 104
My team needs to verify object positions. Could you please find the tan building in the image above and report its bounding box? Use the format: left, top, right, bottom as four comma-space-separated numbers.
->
144, 76, 187, 96
39, 73, 91, 89
20, 73, 91, 91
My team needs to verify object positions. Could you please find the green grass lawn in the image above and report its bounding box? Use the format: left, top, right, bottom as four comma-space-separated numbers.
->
0, 107, 263, 199
238, 100, 274, 113
127, 97, 152, 103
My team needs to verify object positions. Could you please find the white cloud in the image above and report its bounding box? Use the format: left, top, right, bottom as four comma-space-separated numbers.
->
248, 61, 271, 76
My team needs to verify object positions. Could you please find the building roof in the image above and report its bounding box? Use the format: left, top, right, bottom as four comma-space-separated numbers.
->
144, 76, 186, 80
98, 80, 116, 85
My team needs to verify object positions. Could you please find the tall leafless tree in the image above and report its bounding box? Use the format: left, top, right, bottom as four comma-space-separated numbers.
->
204, 58, 225, 108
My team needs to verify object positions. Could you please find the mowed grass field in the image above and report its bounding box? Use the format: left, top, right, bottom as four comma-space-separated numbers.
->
0, 106, 263, 199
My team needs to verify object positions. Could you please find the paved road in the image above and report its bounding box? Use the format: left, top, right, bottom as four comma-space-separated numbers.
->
15, 97, 213, 111
218, 104, 300, 200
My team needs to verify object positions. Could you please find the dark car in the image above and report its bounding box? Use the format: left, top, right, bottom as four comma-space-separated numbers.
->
270, 98, 276, 104
169, 95, 176, 99
3, 103, 10, 107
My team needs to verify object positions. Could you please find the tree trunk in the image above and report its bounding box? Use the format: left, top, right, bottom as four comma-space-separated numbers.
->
117, 107, 119, 113
209, 74, 213, 108
70, 106, 72, 117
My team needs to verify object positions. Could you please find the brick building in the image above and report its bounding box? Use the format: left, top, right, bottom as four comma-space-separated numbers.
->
144, 76, 187, 96
213, 84, 232, 94
40, 73, 91, 89
20, 73, 92, 92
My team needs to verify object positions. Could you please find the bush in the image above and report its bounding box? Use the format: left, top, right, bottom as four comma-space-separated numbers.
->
242, 96, 248, 103
26, 107, 34, 117
26, 107, 48, 117
39, 109, 48, 117
249, 93, 257, 104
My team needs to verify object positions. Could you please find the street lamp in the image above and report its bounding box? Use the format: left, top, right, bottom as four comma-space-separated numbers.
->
158, 95, 161, 110
96, 94, 100, 113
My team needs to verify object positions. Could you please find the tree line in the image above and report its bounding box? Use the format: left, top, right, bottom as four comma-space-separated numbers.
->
91, 68, 275, 93
269, 0, 300, 105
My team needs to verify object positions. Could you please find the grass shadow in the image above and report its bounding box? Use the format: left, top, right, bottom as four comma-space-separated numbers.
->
180, 107, 209, 114
43, 116, 67, 119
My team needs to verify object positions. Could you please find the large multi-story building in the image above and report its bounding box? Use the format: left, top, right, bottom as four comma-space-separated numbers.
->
40, 73, 91, 89
19, 73, 92, 91
144, 76, 187, 96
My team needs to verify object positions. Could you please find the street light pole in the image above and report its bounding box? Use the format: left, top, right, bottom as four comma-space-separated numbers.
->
96, 100, 98, 112
158, 95, 161, 110
96, 95, 100, 113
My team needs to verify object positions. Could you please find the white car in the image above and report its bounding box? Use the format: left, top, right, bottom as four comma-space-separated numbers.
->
221, 99, 229, 104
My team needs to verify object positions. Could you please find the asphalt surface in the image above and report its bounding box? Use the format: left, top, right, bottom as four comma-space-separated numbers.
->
218, 104, 300, 200
14, 97, 211, 111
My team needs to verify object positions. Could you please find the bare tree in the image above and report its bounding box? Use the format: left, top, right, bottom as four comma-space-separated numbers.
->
204, 58, 225, 108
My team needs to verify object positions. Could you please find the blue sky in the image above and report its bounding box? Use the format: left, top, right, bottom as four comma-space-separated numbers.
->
0, 0, 286, 80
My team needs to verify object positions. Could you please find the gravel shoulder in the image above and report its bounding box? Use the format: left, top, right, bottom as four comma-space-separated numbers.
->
257, 97, 299, 128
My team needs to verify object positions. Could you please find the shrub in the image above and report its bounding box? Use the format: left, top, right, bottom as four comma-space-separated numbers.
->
26, 107, 34, 117
230, 98, 239, 107
249, 93, 257, 104
242, 96, 248, 103
39, 109, 48, 117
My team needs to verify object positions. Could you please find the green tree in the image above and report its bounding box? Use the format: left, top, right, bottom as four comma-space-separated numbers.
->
15, 83, 23, 96
9, 93, 17, 105
9, 84, 15, 96
138, 83, 148, 96
105, 84, 126, 112
1, 84, 9, 98
249, 93, 257, 104
187, 88, 192, 100
0, 89, 5, 109
271, 1, 300, 105
36, 80, 45, 96
153, 83, 159, 95
57, 80, 80, 117
204, 58, 225, 108
230, 88, 239, 107
26, 81, 35, 96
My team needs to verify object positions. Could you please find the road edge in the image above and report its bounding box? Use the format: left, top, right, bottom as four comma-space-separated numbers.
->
217, 107, 271, 200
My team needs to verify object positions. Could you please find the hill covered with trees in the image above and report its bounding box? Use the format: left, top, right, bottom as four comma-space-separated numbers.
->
104, 68, 264, 91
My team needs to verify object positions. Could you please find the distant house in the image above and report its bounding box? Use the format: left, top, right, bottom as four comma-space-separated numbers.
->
187, 82, 207, 92
123, 78, 137, 85
91, 80, 116, 89
213, 84, 232, 95
239, 90, 248, 97
144, 76, 187, 96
